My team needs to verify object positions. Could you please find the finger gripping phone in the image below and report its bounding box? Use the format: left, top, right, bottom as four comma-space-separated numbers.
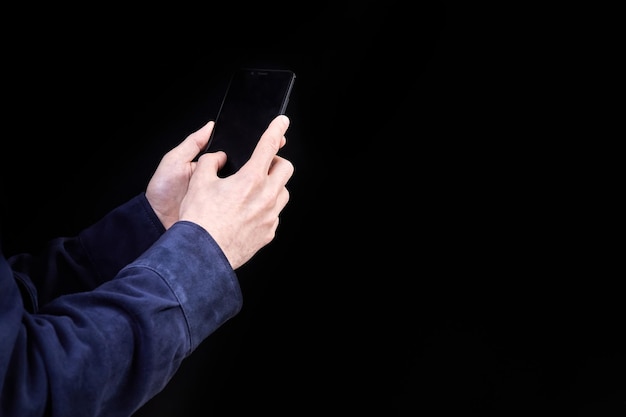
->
199, 68, 296, 177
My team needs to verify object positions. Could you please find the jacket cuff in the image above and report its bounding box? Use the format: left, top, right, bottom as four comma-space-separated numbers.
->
129, 220, 242, 352
79, 193, 165, 281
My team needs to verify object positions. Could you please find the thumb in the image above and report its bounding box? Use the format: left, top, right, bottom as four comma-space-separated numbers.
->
244, 115, 290, 174
172, 120, 215, 161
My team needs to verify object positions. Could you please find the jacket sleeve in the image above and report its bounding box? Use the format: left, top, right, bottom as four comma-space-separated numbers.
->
8, 193, 167, 310
0, 196, 243, 417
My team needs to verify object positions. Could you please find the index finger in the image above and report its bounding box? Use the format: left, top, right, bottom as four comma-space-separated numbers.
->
244, 115, 290, 173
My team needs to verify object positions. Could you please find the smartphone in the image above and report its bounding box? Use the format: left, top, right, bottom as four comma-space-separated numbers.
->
198, 68, 296, 177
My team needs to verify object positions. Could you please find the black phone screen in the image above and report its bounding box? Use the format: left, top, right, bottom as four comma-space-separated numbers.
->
201, 68, 296, 177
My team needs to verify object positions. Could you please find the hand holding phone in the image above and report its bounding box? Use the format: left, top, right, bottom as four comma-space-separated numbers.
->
198, 68, 296, 177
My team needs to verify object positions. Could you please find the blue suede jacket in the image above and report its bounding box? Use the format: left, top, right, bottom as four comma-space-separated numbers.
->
0, 193, 243, 417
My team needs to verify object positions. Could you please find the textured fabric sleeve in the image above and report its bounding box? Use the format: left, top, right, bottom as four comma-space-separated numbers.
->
1, 221, 242, 417
8, 193, 165, 310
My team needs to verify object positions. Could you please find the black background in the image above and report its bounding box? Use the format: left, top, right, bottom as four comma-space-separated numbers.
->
1, 2, 623, 415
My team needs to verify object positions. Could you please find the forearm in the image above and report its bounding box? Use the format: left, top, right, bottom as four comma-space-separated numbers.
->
1, 221, 242, 417
8, 193, 164, 308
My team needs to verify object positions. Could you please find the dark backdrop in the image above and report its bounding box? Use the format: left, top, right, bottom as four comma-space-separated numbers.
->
1, 2, 623, 415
